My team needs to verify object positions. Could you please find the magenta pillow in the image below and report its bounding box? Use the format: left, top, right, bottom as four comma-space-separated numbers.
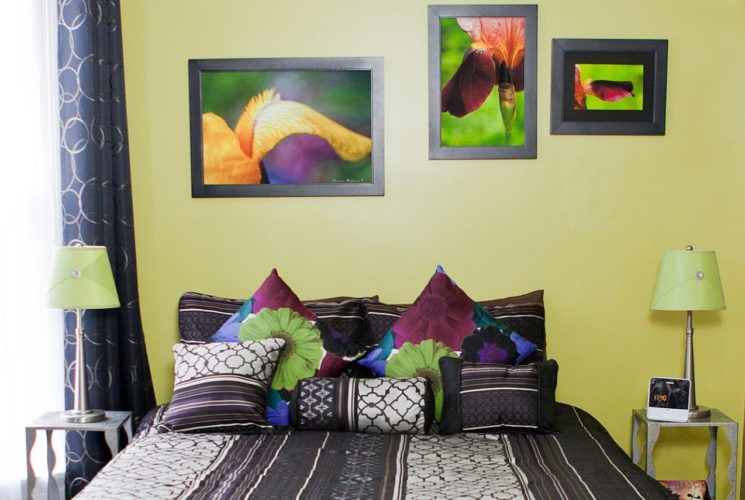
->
386, 272, 476, 419
252, 269, 314, 320
210, 269, 351, 426
392, 271, 476, 350
357, 268, 538, 421
211, 269, 313, 342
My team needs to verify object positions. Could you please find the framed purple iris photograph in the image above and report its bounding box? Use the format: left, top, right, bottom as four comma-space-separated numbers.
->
428, 4, 537, 160
189, 57, 384, 197
550, 39, 668, 135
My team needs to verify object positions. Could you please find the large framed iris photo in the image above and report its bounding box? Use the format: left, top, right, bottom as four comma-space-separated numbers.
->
428, 4, 537, 160
188, 57, 384, 197
550, 39, 668, 135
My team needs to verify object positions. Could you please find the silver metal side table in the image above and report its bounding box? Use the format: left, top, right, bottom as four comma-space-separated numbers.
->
25, 411, 133, 500
632, 408, 738, 500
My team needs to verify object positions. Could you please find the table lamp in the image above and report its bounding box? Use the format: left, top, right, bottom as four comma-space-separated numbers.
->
48, 246, 120, 423
651, 245, 725, 419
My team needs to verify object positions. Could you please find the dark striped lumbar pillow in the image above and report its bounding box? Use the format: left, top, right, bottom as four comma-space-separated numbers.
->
158, 339, 285, 433
439, 358, 558, 434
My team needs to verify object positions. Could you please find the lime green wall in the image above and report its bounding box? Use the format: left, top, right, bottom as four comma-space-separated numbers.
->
121, 0, 745, 495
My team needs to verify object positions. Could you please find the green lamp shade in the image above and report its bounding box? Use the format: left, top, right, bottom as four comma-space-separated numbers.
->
651, 249, 725, 311
48, 246, 120, 309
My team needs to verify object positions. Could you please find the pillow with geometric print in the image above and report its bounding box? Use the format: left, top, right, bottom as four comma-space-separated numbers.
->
158, 339, 285, 434
291, 376, 434, 434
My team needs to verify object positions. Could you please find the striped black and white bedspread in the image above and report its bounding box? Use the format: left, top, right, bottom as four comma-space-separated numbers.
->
77, 403, 675, 500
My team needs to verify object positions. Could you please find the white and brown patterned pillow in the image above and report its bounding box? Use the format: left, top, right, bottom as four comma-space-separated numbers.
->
158, 339, 285, 433
291, 377, 433, 434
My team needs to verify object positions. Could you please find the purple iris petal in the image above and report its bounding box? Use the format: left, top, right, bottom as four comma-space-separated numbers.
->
510, 331, 538, 363
266, 399, 290, 427
331, 330, 349, 342
358, 347, 387, 377
210, 312, 241, 342
369, 360, 387, 377
477, 341, 509, 364
461, 326, 519, 364
263, 135, 339, 184
441, 48, 496, 117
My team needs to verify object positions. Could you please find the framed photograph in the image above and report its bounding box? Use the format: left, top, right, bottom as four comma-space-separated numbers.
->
428, 4, 537, 160
550, 39, 668, 135
188, 57, 384, 197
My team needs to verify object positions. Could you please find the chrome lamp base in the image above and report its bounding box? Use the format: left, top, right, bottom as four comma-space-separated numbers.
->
688, 405, 711, 420
683, 311, 711, 421
65, 310, 106, 424
60, 409, 106, 424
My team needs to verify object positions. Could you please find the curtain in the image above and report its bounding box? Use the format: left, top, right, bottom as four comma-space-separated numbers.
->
57, 0, 156, 496
0, 0, 63, 494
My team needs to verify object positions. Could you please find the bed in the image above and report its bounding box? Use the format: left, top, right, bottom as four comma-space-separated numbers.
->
76, 402, 675, 499
75, 284, 676, 499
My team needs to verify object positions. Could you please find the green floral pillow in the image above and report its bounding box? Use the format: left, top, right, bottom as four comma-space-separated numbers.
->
385, 339, 458, 420
212, 269, 354, 426
240, 307, 322, 394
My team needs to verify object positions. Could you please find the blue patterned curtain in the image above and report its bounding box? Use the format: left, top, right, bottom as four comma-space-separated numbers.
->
57, 0, 155, 496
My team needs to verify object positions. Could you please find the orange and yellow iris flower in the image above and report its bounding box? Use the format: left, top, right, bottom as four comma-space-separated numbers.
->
202, 89, 372, 185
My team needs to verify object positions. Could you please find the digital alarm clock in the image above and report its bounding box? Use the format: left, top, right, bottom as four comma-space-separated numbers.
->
647, 377, 691, 422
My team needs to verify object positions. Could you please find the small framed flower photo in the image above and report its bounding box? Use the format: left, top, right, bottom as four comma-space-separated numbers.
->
550, 39, 668, 135
188, 57, 384, 197
428, 4, 538, 160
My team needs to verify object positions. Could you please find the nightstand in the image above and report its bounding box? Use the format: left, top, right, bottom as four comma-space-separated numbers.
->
631, 408, 738, 500
25, 411, 133, 500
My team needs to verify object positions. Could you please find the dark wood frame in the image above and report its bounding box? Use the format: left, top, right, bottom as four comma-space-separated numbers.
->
428, 4, 538, 160
550, 39, 668, 135
189, 57, 384, 197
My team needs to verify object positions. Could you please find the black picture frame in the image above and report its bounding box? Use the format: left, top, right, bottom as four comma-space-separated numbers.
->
189, 57, 384, 197
550, 39, 668, 135
428, 4, 538, 160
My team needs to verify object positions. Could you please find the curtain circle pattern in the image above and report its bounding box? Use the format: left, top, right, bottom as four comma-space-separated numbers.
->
57, 0, 155, 496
